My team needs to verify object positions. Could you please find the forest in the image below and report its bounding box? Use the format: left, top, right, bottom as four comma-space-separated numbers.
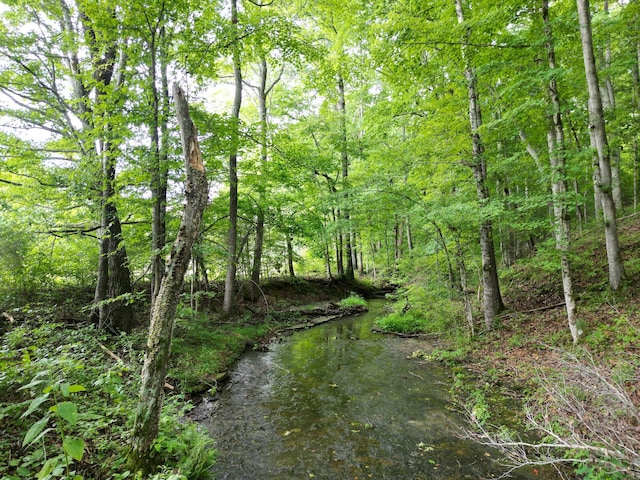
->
0, 0, 639, 478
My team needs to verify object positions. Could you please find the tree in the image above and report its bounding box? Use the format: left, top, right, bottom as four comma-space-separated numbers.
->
222, 0, 243, 315
542, 0, 579, 343
130, 84, 208, 470
576, 0, 625, 290
455, 0, 504, 329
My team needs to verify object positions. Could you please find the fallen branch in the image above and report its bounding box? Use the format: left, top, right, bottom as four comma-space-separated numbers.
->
499, 302, 566, 317
98, 341, 174, 390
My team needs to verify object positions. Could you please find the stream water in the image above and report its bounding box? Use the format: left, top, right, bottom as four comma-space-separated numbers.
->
200, 301, 546, 479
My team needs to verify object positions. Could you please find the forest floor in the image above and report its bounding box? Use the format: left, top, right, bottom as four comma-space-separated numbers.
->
440, 214, 640, 478
463, 214, 640, 404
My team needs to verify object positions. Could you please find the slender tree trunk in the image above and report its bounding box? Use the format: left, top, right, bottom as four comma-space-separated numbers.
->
601, 0, 623, 212
222, 0, 243, 315
334, 208, 344, 277
338, 75, 354, 280
455, 233, 474, 337
455, 0, 504, 328
543, 0, 579, 343
250, 58, 268, 300
576, 0, 625, 290
150, 26, 169, 306
286, 233, 295, 278
130, 84, 208, 471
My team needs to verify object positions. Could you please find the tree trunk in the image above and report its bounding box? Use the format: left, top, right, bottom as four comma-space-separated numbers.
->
601, 0, 623, 212
130, 84, 208, 471
150, 26, 170, 306
576, 0, 625, 290
543, 0, 579, 343
77, 6, 133, 332
338, 75, 354, 280
286, 233, 295, 278
455, 233, 474, 337
222, 0, 243, 315
251, 211, 264, 299
455, 0, 504, 329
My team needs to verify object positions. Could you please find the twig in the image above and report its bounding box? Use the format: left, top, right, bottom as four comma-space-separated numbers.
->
98, 341, 174, 390
408, 371, 424, 381
98, 341, 124, 363
499, 301, 565, 317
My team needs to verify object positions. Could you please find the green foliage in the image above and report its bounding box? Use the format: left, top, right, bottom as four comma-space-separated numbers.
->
375, 284, 463, 335
420, 347, 468, 365
583, 315, 640, 354
170, 307, 269, 392
0, 313, 216, 480
338, 292, 367, 307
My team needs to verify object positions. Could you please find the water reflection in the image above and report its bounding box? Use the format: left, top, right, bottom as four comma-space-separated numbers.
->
203, 301, 547, 479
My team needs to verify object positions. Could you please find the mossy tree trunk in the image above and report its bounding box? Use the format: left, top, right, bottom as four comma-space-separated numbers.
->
129, 84, 208, 472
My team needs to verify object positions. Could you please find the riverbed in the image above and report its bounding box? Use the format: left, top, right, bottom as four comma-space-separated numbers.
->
198, 300, 547, 479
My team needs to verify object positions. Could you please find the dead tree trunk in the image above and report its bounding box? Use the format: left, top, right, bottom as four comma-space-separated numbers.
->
129, 84, 208, 471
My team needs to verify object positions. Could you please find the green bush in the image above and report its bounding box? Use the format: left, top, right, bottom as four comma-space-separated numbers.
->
0, 315, 216, 480
338, 292, 367, 308
375, 310, 426, 333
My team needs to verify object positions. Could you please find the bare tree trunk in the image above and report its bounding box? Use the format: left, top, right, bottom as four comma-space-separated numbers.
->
150, 25, 169, 306
222, 0, 243, 315
251, 211, 264, 299
286, 233, 295, 278
577, 0, 625, 290
455, 233, 474, 337
602, 0, 623, 212
543, 0, 579, 343
130, 84, 208, 471
635, 138, 639, 213
338, 75, 354, 280
77, 7, 133, 331
455, 0, 504, 329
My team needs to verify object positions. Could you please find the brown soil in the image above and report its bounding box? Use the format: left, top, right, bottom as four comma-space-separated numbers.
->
464, 214, 640, 410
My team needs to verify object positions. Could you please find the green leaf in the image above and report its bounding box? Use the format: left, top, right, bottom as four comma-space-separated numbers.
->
52, 401, 78, 425
68, 384, 86, 394
60, 383, 70, 397
21, 393, 50, 418
36, 456, 61, 479
63, 436, 85, 461
18, 371, 50, 391
22, 416, 50, 447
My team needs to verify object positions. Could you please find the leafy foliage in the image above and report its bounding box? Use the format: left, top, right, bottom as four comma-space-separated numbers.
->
0, 309, 216, 479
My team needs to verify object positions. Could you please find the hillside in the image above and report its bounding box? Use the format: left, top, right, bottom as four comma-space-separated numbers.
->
448, 214, 640, 478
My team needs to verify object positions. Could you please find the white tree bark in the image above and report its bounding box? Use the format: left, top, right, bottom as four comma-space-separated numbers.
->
543, 0, 579, 344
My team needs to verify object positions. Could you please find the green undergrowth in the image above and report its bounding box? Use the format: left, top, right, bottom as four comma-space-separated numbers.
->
0, 306, 216, 480
170, 310, 271, 393
338, 292, 367, 308
373, 285, 465, 337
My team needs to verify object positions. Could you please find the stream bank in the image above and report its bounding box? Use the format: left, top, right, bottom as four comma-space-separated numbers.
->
192, 299, 553, 479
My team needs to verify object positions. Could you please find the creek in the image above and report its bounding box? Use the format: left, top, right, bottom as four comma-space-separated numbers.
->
199, 300, 546, 479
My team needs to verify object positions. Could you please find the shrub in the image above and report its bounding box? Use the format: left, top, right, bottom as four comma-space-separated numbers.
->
338, 292, 367, 308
